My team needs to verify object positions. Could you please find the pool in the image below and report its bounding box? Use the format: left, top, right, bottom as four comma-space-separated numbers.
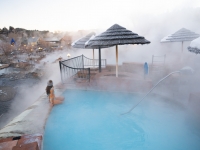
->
43, 90, 200, 150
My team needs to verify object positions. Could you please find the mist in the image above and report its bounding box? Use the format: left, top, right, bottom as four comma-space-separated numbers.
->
74, 7, 200, 127
1, 7, 200, 135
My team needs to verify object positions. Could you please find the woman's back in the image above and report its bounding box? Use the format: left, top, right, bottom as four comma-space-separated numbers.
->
46, 86, 53, 95
49, 87, 55, 99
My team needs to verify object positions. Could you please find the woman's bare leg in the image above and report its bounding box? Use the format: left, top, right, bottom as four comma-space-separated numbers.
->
56, 96, 64, 101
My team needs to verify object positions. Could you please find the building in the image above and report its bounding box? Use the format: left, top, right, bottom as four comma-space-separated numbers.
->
43, 37, 63, 48
27, 37, 40, 46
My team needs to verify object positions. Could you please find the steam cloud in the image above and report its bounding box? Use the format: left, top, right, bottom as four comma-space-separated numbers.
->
1, 7, 200, 131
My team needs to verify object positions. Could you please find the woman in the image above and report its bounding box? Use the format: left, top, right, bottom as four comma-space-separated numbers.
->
46, 80, 53, 103
49, 80, 64, 106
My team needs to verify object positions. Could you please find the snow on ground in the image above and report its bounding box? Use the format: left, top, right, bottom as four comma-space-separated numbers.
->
190, 37, 200, 49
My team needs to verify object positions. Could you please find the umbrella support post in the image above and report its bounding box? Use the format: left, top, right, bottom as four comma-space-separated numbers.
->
116, 45, 118, 77
99, 48, 101, 72
59, 61, 63, 83
182, 42, 183, 52
93, 49, 94, 68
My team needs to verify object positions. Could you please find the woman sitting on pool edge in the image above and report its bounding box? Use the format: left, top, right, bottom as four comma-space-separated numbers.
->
49, 80, 64, 106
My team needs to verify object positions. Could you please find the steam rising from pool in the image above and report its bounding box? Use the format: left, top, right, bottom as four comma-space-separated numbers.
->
122, 67, 194, 115
43, 90, 200, 150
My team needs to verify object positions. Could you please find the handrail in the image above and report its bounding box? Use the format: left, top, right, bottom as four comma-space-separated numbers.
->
59, 55, 106, 83
61, 62, 87, 70
83, 55, 106, 67
61, 55, 82, 62
83, 55, 106, 61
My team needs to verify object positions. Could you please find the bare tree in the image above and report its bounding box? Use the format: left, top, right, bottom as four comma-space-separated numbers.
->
0, 41, 12, 63
0, 41, 12, 56
8, 33, 18, 41
62, 34, 72, 48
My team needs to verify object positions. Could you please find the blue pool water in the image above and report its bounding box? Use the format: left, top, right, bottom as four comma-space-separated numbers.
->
43, 90, 200, 150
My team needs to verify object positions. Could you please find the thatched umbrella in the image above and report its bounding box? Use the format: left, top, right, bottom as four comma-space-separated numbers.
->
85, 24, 150, 77
161, 28, 199, 52
72, 32, 95, 49
72, 32, 112, 71
188, 37, 200, 54
72, 32, 96, 64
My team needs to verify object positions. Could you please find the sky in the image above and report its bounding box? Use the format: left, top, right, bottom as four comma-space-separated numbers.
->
0, 0, 200, 32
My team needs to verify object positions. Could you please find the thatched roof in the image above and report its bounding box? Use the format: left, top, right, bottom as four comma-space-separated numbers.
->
71, 32, 95, 49
85, 24, 150, 49
161, 28, 200, 43
188, 37, 200, 54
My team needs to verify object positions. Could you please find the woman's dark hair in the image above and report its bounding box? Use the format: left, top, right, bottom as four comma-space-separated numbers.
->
46, 86, 53, 95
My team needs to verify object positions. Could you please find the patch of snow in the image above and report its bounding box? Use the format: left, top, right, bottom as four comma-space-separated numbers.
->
71, 38, 81, 47
160, 34, 171, 42
0, 90, 7, 95
71, 42, 75, 46
190, 37, 200, 49
85, 35, 95, 46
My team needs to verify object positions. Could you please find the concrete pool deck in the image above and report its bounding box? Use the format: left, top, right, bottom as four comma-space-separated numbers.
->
0, 93, 51, 149
0, 86, 66, 149
0, 67, 153, 149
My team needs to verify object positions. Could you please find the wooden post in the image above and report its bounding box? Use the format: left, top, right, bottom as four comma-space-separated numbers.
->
59, 61, 63, 83
116, 45, 118, 77
182, 41, 183, 52
93, 49, 94, 68
164, 54, 166, 64
99, 48, 101, 72
82, 54, 84, 68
